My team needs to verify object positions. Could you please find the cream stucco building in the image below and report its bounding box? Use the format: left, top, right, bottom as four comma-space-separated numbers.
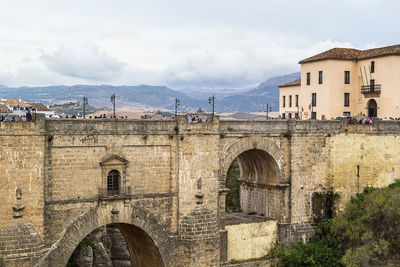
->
280, 44, 400, 120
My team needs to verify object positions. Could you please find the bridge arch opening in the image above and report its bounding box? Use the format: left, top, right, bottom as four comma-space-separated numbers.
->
67, 223, 164, 267
225, 149, 281, 219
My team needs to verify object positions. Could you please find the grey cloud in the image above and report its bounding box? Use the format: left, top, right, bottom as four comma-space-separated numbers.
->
162, 39, 353, 89
1, 0, 399, 88
41, 43, 125, 81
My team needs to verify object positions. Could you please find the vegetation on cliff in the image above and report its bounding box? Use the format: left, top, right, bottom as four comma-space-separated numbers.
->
275, 180, 400, 266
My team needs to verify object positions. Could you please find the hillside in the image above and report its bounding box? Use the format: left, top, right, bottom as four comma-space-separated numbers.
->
215, 72, 300, 112
0, 72, 300, 112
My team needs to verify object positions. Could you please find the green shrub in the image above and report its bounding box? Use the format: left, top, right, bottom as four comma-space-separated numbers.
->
275, 180, 400, 267
276, 235, 343, 267
226, 159, 241, 212
331, 179, 400, 266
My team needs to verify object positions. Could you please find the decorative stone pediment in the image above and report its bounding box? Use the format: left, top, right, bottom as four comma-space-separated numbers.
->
99, 154, 129, 167
99, 154, 129, 198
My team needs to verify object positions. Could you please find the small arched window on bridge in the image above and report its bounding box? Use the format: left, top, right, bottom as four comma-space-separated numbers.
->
107, 170, 120, 196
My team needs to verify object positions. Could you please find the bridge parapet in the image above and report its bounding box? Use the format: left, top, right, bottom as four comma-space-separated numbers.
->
220, 119, 400, 135
45, 118, 177, 135
0, 114, 45, 135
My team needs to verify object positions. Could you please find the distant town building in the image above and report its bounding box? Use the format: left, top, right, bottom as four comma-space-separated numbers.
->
0, 103, 11, 116
0, 98, 32, 116
30, 102, 56, 118
279, 44, 400, 119
0, 98, 56, 118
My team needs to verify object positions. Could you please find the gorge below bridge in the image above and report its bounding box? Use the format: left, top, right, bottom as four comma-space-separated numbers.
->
1, 115, 400, 266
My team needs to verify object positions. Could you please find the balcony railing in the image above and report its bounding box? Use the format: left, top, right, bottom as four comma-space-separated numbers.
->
361, 84, 381, 94
98, 186, 131, 199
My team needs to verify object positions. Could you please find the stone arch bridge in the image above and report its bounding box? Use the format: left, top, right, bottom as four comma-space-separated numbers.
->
1, 115, 400, 266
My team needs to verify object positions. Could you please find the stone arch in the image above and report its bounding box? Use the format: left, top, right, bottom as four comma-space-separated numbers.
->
0, 221, 45, 266
36, 204, 171, 267
221, 138, 283, 182
221, 138, 289, 221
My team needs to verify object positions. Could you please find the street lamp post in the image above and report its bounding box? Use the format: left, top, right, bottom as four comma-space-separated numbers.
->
110, 93, 116, 118
265, 104, 272, 120
297, 106, 304, 120
83, 96, 88, 118
208, 95, 215, 121
175, 98, 180, 119
309, 103, 314, 119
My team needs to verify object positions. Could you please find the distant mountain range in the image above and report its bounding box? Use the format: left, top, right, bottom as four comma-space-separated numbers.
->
0, 72, 300, 112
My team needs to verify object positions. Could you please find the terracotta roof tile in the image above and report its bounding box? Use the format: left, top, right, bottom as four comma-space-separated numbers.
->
299, 48, 360, 64
30, 103, 51, 111
299, 44, 400, 64
358, 44, 400, 60
279, 79, 301, 87
1, 99, 31, 107
0, 103, 11, 113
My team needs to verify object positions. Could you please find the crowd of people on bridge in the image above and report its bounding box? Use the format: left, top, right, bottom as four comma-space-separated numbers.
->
187, 115, 208, 123
60, 114, 128, 119
1, 112, 32, 122
345, 117, 373, 125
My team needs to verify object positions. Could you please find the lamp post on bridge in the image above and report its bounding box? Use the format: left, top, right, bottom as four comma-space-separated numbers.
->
309, 103, 314, 119
110, 93, 116, 118
297, 106, 304, 120
265, 104, 272, 120
82, 96, 88, 118
208, 95, 215, 121
175, 98, 180, 119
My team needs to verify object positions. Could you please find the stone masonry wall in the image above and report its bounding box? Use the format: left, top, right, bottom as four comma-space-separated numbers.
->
0, 118, 46, 236
2, 117, 400, 266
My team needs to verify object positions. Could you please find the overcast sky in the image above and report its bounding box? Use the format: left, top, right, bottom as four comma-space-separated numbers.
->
0, 0, 399, 89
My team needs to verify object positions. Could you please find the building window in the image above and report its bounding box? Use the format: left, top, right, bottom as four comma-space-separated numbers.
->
311, 112, 316, 119
295, 95, 299, 107
318, 71, 323, 84
282, 96, 286, 107
344, 93, 350, 107
282, 113, 285, 119
343, 112, 350, 116
288, 113, 292, 119
371, 61, 375, 73
312, 93, 317, 107
307, 72, 311, 85
344, 71, 350, 84
107, 170, 120, 196
289, 95, 292, 107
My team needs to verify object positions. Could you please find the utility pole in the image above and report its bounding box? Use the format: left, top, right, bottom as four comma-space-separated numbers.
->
83, 96, 88, 118
265, 104, 272, 120
208, 95, 215, 121
110, 93, 116, 118
175, 98, 180, 119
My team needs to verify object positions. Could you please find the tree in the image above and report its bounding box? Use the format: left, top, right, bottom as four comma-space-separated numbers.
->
332, 180, 400, 266
276, 180, 400, 267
